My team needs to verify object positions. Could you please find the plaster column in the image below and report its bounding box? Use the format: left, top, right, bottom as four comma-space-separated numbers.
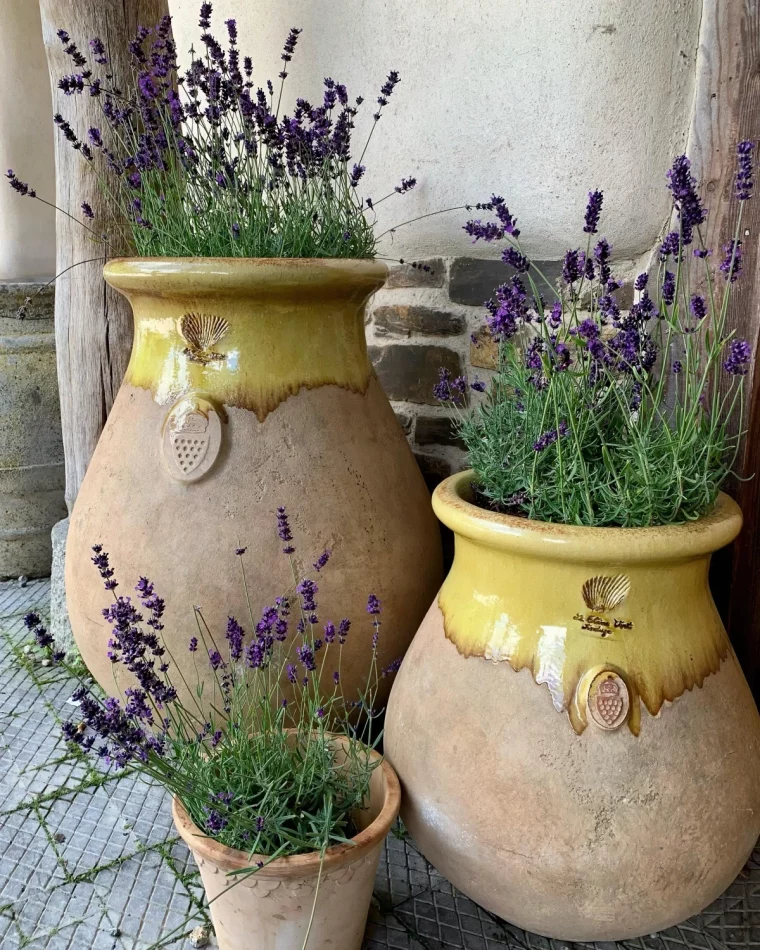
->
0, 0, 55, 280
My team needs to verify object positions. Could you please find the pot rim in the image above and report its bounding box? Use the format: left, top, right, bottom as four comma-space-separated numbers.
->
103, 256, 387, 296
433, 469, 742, 563
171, 743, 400, 878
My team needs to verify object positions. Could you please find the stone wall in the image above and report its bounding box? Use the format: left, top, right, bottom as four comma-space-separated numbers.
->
368, 256, 642, 487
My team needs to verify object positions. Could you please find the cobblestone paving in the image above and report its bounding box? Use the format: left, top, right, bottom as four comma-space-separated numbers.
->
1, 578, 759, 950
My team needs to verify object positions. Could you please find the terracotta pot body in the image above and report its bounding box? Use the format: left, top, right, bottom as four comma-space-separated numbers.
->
66, 258, 442, 704
172, 747, 400, 950
385, 471, 760, 942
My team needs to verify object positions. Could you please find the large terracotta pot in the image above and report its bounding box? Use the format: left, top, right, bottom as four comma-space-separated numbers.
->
385, 470, 760, 941
172, 744, 400, 950
66, 258, 442, 704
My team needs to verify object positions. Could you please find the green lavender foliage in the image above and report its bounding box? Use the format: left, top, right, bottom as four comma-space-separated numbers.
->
14, 9, 419, 260
444, 148, 754, 528
62, 519, 390, 861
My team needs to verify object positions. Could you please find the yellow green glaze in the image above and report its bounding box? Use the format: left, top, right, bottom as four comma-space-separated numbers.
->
104, 257, 387, 421
434, 471, 742, 735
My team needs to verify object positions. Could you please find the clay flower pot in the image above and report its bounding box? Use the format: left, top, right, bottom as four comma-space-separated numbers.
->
172, 745, 400, 950
386, 470, 760, 941
66, 258, 442, 705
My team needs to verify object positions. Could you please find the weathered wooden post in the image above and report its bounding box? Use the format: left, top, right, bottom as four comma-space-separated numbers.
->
687, 0, 760, 697
38, 0, 169, 645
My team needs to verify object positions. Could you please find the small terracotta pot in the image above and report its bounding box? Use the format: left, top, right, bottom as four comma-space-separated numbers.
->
172, 743, 400, 950
386, 470, 760, 941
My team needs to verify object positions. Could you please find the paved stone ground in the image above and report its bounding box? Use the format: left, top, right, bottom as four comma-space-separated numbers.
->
2, 579, 760, 950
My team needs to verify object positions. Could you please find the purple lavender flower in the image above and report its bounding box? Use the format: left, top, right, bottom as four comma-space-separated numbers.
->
188, 636, 198, 652
81, 202, 94, 219
659, 231, 681, 261
276, 506, 295, 554
349, 164, 365, 187
225, 616, 245, 661
583, 189, 603, 234
502, 247, 530, 273
634, 273, 648, 292
208, 649, 225, 671
720, 240, 742, 282
724, 339, 751, 376
693, 248, 711, 259
366, 594, 381, 615
735, 140, 755, 201
6, 170, 36, 199
204, 808, 227, 834
672, 360, 682, 374
562, 249, 582, 286
89, 37, 108, 65
485, 276, 529, 340
297, 579, 318, 614
296, 644, 316, 672
593, 239, 612, 286
666, 154, 706, 245
382, 657, 403, 677
690, 294, 707, 321
662, 271, 676, 306
225, 18, 238, 45
533, 422, 569, 453
313, 550, 331, 572
333, 671, 340, 685
279, 27, 302, 78
470, 377, 487, 393
338, 618, 351, 645
199, 3, 213, 29
394, 176, 416, 194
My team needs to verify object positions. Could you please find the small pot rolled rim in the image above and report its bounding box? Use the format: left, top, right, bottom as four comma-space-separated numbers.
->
172, 746, 400, 879
433, 469, 742, 564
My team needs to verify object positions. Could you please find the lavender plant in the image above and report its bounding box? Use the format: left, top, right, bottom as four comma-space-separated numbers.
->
6, 4, 424, 260
57, 506, 398, 859
436, 143, 756, 528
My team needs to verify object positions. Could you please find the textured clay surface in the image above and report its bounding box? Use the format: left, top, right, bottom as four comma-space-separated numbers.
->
386, 600, 760, 941
66, 378, 442, 708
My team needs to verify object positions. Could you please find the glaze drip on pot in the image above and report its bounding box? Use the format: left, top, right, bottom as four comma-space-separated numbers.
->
104, 257, 386, 422
434, 471, 739, 736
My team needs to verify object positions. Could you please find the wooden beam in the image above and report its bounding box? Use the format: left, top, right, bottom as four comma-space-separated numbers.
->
38, 0, 169, 511
688, 0, 760, 691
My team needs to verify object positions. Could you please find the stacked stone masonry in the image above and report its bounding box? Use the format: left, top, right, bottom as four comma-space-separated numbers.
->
367, 257, 638, 492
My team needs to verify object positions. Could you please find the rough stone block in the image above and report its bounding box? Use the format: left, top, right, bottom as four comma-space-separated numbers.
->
51, 517, 76, 656
385, 258, 445, 289
470, 326, 499, 370
368, 344, 463, 405
394, 411, 413, 435
413, 452, 452, 493
374, 305, 465, 338
415, 415, 466, 450
449, 258, 563, 306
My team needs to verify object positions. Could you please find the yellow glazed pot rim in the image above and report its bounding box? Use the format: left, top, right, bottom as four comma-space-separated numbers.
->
103, 256, 387, 297
433, 470, 742, 563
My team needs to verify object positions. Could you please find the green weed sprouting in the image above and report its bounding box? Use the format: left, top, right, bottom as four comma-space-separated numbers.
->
435, 144, 756, 528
